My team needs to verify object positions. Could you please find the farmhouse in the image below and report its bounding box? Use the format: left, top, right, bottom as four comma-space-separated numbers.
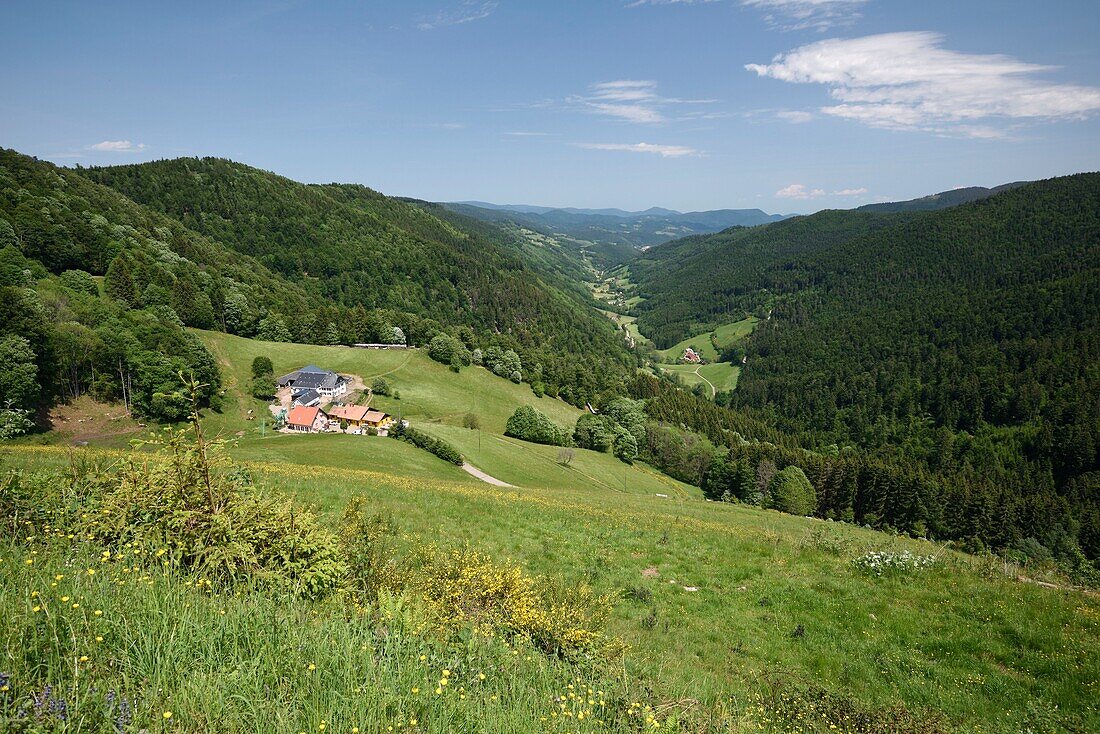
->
292, 388, 321, 407
286, 405, 329, 433
681, 347, 702, 364
277, 365, 350, 399
328, 405, 395, 432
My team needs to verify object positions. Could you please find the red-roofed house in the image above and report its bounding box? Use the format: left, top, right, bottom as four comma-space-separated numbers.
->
286, 405, 328, 433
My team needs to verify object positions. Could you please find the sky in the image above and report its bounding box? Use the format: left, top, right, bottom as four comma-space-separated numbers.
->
3, 0, 1100, 213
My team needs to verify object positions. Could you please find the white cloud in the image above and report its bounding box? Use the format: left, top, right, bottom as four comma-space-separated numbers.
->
571, 79, 716, 124
775, 183, 825, 199
775, 183, 868, 198
502, 131, 550, 137
741, 0, 868, 31
88, 140, 147, 152
746, 32, 1100, 137
776, 110, 814, 123
576, 142, 699, 157
417, 1, 497, 30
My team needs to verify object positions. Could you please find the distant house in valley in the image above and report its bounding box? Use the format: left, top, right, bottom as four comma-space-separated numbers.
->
352, 343, 408, 350
681, 347, 702, 364
277, 365, 350, 399
286, 405, 329, 433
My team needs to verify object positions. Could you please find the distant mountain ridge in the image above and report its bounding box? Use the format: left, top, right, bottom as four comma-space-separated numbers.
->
444, 201, 791, 264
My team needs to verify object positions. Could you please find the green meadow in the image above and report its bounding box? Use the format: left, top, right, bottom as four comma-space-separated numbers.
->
3, 329, 1098, 733
5, 443, 1098, 733
655, 316, 759, 364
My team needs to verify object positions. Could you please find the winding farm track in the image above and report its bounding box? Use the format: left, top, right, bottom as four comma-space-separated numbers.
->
461, 462, 514, 487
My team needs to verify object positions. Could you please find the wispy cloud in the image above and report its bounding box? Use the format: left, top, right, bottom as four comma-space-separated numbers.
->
502, 131, 550, 137
741, 0, 868, 31
570, 80, 716, 124
578, 80, 665, 123
775, 183, 867, 198
628, 0, 867, 31
417, 1, 497, 30
576, 142, 699, 158
776, 110, 814, 123
88, 140, 147, 152
746, 32, 1100, 138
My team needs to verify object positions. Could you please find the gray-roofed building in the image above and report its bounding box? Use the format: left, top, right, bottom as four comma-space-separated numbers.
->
278, 365, 350, 398
292, 388, 321, 407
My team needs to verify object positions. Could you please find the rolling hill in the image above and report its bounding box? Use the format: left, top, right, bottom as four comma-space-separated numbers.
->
80, 156, 640, 404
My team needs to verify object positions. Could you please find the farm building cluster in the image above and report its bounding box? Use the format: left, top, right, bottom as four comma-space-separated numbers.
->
271, 365, 395, 435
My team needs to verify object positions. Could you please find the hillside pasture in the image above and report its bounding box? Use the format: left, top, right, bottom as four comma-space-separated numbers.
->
6, 444, 1098, 733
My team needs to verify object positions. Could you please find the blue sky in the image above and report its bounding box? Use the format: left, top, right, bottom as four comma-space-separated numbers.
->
3, 0, 1099, 213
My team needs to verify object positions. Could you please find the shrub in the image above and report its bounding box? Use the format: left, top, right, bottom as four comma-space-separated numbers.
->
574, 413, 614, 452
371, 376, 390, 396
427, 333, 465, 367
768, 466, 817, 516
251, 372, 276, 400
484, 346, 522, 380
6, 393, 346, 597
390, 422, 463, 465
340, 498, 405, 602
803, 525, 852, 556
505, 406, 570, 447
59, 269, 99, 296
853, 550, 938, 576
251, 356, 274, 379
410, 545, 618, 656
462, 412, 481, 430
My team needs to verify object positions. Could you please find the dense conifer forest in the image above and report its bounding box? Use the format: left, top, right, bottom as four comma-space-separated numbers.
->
630, 176, 1100, 576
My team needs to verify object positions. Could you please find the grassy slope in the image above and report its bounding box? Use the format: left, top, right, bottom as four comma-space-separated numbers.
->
196, 330, 581, 436
7, 444, 1099, 732
654, 317, 758, 394
195, 331, 691, 496
660, 362, 743, 395
12, 331, 1099, 730
656, 317, 759, 363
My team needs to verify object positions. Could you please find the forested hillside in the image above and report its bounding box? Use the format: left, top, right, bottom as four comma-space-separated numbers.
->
630, 175, 1100, 574
857, 182, 1028, 213
83, 157, 638, 404
0, 147, 317, 426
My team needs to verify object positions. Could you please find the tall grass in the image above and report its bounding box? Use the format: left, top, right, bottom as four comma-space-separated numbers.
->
1, 541, 646, 733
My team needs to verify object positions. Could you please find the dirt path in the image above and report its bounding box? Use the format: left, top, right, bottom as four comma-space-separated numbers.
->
461, 462, 514, 487
685, 366, 716, 398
